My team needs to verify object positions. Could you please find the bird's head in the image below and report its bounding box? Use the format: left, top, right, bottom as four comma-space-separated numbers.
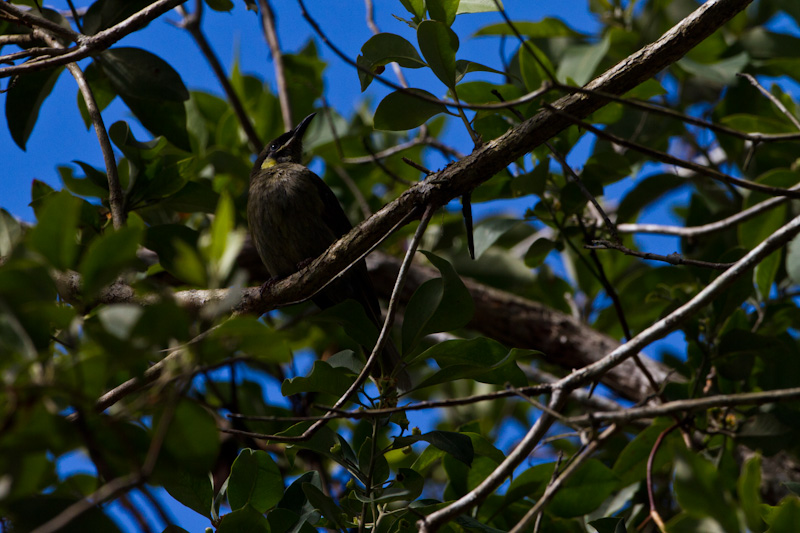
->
255, 113, 316, 170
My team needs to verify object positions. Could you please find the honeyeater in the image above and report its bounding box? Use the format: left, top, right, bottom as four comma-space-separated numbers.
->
247, 113, 411, 391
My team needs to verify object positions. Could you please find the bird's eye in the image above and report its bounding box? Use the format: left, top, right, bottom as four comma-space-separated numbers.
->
269, 143, 278, 151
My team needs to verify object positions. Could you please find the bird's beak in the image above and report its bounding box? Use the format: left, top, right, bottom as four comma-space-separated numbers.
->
292, 113, 316, 141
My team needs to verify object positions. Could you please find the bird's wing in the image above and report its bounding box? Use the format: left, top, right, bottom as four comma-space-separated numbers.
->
306, 169, 355, 239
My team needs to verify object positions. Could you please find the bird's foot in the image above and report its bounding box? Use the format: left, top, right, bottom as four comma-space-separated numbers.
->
295, 257, 315, 271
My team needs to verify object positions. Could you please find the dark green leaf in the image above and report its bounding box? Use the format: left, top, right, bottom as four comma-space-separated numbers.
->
374, 89, 449, 130
394, 430, 474, 466
82, 0, 158, 35
228, 449, 283, 513
473, 218, 519, 259
99, 47, 189, 102
588, 517, 627, 533
453, 59, 506, 84
159, 400, 220, 473
6, 67, 64, 150
738, 454, 763, 532
549, 460, 620, 518
474, 18, 582, 37
357, 33, 426, 91
524, 237, 556, 267
518, 40, 554, 92
399, 0, 425, 20
302, 483, 348, 530
204, 0, 234, 11
160, 469, 213, 519
673, 448, 739, 533
216, 506, 271, 533
417, 20, 460, 88
402, 251, 474, 353
427, 0, 459, 26
79, 226, 142, 297
281, 360, 356, 397
27, 190, 81, 270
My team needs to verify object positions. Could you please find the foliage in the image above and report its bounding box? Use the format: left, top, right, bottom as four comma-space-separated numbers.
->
2, 0, 800, 532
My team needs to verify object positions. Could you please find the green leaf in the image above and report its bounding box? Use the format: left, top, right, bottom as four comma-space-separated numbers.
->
457, 0, 503, 14
216, 506, 271, 533
518, 40, 554, 92
302, 483, 348, 530
766, 498, 800, 532
472, 218, 519, 259
281, 360, 356, 397
357, 33, 426, 91
399, 0, 426, 21
228, 449, 283, 513
159, 400, 220, 473
454, 59, 506, 84
82, 0, 159, 35
474, 18, 581, 37
394, 430, 474, 466
27, 190, 81, 270
417, 20, 460, 88
413, 337, 530, 388
588, 517, 627, 533
58, 162, 109, 199
673, 448, 740, 533
79, 226, 143, 298
427, 0, 459, 26
738, 454, 763, 532
524, 237, 557, 267
208, 316, 291, 362
374, 89, 449, 130
160, 469, 213, 519
678, 52, 750, 86
549, 460, 620, 518
788, 234, 800, 286
402, 251, 474, 353
6, 66, 64, 150
99, 47, 189, 102
0, 208, 23, 256
556, 35, 610, 86
612, 419, 679, 486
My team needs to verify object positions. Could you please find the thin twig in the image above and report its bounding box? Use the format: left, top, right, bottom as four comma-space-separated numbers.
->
587, 239, 734, 270
38, 31, 125, 228
544, 103, 800, 200
737, 72, 800, 131
258, 0, 292, 128
179, 0, 262, 153
0, 0, 186, 78
645, 423, 678, 533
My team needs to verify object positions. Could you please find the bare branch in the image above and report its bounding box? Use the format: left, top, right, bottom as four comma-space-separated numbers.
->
258, 0, 292, 128
738, 72, 800, 131
587, 239, 735, 270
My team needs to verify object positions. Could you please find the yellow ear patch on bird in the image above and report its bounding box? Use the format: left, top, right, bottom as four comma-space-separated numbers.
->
261, 157, 277, 169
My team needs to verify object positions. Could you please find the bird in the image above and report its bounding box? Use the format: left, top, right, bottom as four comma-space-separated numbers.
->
247, 113, 411, 392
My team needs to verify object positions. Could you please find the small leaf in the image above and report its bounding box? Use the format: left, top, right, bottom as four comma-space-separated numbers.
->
524, 237, 556, 267
454, 59, 506, 84
393, 430, 474, 466
474, 18, 581, 37
160, 470, 213, 519
427, 0, 459, 26
228, 449, 283, 513
357, 33, 426, 91
374, 89, 448, 130
738, 454, 763, 532
518, 40, 554, 92
0, 208, 23, 256
549, 460, 620, 517
588, 517, 627, 533
417, 20, 460, 88
787, 234, 800, 285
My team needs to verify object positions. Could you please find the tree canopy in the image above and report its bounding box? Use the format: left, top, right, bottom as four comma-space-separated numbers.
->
2, 0, 800, 532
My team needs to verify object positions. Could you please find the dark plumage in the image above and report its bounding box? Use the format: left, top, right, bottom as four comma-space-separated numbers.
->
247, 113, 410, 391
